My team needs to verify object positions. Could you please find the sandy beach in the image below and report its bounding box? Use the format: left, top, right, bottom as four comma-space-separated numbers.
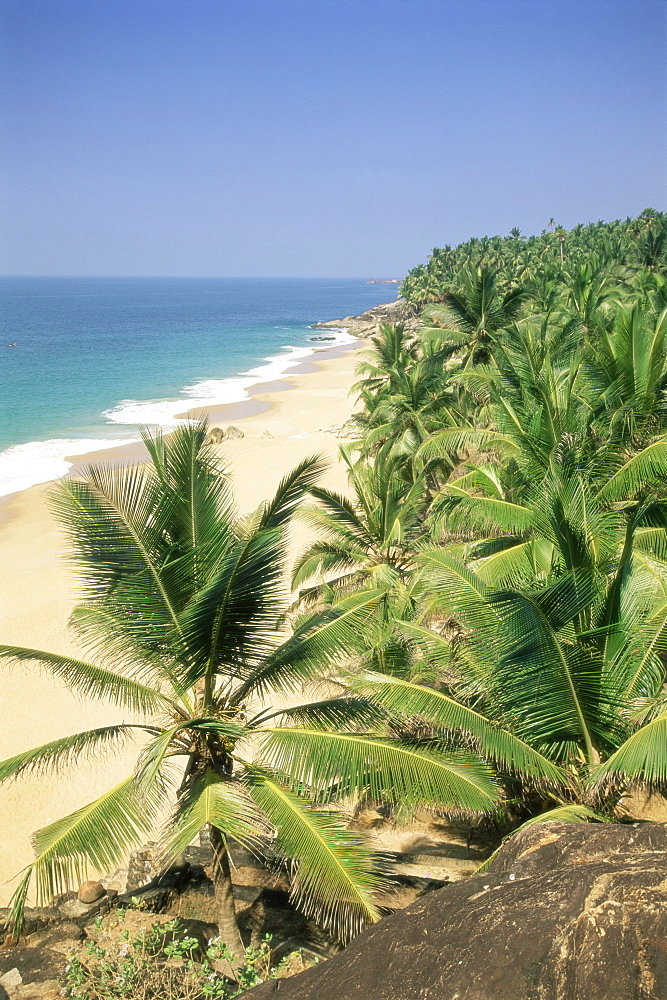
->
0, 338, 367, 904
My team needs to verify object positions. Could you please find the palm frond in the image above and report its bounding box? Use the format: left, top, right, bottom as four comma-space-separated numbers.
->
349, 671, 564, 784
0, 726, 140, 784
9, 775, 163, 932
0, 645, 174, 714
231, 589, 386, 703
141, 420, 237, 590
253, 696, 387, 730
177, 527, 286, 690
469, 540, 542, 587
587, 708, 667, 791
161, 768, 270, 866
596, 440, 667, 501
417, 550, 500, 630
440, 490, 534, 536
246, 767, 382, 941
291, 541, 365, 591
49, 468, 185, 636
416, 427, 520, 464
259, 727, 499, 813
250, 455, 328, 532
482, 584, 603, 762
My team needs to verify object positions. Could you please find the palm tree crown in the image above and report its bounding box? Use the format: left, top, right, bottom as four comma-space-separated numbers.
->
0, 423, 507, 951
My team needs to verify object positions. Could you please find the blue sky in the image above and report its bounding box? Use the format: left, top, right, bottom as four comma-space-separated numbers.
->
1, 0, 665, 277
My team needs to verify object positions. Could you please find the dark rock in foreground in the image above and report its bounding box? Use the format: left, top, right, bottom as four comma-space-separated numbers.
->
244, 821, 667, 999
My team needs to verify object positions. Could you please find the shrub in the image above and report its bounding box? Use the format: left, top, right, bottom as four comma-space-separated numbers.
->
60, 915, 315, 999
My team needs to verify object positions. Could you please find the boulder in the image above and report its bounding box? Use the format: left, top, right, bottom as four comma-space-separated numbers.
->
224, 425, 244, 440
77, 880, 105, 904
207, 425, 245, 442
244, 821, 667, 1000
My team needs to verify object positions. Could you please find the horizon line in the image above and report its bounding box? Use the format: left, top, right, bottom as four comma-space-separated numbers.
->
0, 273, 404, 281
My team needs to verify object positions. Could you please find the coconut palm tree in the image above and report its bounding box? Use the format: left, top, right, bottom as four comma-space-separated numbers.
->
340, 209, 667, 825
582, 301, 667, 446
631, 215, 667, 272
0, 423, 505, 955
353, 549, 667, 811
292, 448, 430, 600
352, 323, 420, 396
356, 360, 465, 486
420, 265, 526, 369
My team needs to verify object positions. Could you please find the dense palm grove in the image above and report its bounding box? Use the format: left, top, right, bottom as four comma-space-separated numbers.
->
1, 210, 666, 963
338, 209, 667, 795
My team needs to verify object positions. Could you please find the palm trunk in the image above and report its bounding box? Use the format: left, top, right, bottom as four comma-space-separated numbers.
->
210, 825, 246, 969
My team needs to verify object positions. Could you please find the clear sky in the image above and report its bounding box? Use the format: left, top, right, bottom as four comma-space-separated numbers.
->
1, 0, 665, 277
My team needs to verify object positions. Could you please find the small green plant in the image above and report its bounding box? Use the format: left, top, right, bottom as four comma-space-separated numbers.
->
60, 919, 313, 999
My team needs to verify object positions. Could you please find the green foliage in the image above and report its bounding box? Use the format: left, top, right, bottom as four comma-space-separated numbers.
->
60, 917, 314, 999
399, 211, 667, 312
5, 210, 667, 958
0, 422, 503, 946
339, 209, 667, 823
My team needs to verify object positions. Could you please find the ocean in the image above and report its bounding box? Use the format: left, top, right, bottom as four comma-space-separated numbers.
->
0, 277, 398, 497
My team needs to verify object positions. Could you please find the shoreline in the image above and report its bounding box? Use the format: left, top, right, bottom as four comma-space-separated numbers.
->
61, 340, 362, 476
0, 326, 360, 502
0, 290, 405, 501
0, 335, 369, 902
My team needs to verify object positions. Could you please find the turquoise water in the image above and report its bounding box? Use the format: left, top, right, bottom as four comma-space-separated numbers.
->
0, 277, 398, 496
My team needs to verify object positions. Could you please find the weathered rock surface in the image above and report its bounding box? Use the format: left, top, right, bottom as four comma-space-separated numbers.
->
0, 969, 22, 989
244, 821, 667, 1000
0, 947, 63, 996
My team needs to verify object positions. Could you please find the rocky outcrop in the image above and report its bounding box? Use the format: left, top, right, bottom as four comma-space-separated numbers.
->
244, 821, 667, 1000
311, 300, 418, 338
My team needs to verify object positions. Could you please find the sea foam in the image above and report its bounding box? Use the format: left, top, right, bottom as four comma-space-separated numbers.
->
0, 437, 141, 499
0, 328, 354, 499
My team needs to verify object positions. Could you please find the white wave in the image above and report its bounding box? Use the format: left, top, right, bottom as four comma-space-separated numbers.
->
0, 437, 140, 498
104, 330, 355, 427
0, 327, 356, 498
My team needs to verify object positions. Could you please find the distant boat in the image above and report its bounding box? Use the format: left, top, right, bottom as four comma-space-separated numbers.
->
8, 342, 16, 347
365, 279, 400, 285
